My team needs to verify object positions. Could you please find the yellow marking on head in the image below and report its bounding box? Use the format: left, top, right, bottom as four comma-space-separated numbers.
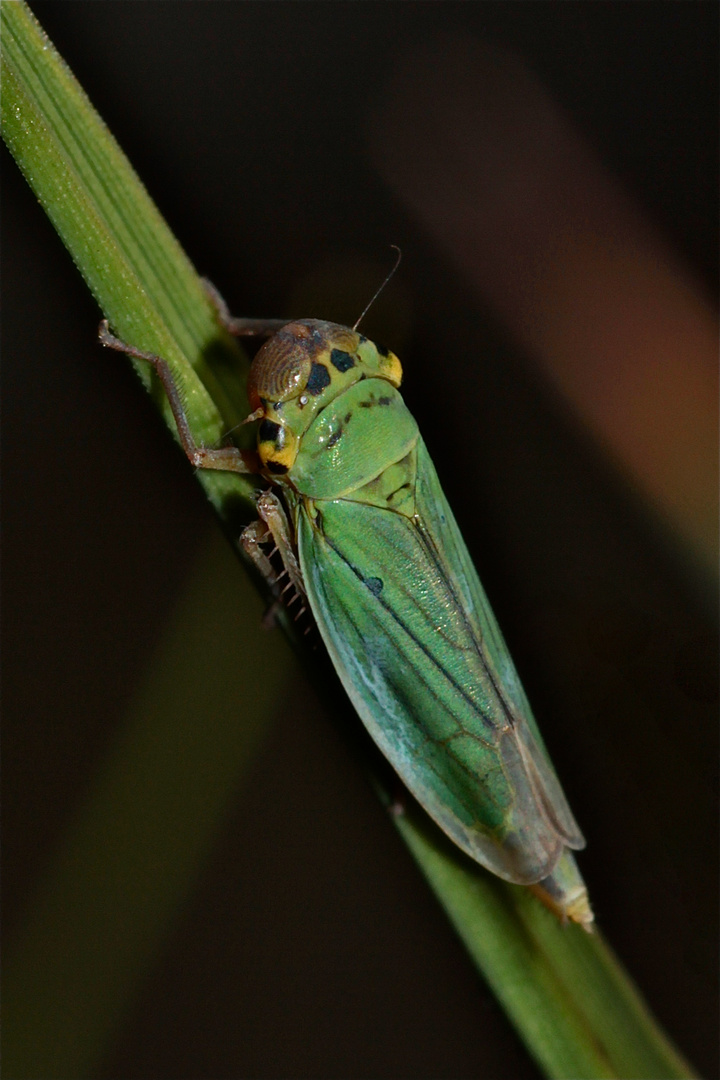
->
380, 350, 403, 388
258, 429, 299, 471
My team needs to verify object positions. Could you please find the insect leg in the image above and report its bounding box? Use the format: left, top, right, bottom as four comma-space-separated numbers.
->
201, 279, 291, 339
241, 491, 307, 603
99, 321, 258, 474
240, 518, 277, 590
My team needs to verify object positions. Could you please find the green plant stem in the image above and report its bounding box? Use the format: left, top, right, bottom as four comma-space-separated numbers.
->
1, 0, 256, 519
1, 3, 697, 1078
395, 808, 693, 1079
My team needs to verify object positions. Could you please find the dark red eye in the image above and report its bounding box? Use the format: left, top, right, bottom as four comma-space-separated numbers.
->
248, 322, 314, 407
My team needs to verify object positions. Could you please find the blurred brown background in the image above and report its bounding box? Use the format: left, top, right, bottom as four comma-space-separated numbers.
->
3, 4, 717, 1078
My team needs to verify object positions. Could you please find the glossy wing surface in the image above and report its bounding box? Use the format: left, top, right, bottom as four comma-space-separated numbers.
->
412, 439, 585, 850
297, 443, 582, 883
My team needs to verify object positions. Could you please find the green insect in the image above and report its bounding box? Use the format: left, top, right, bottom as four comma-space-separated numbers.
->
99, 279, 593, 930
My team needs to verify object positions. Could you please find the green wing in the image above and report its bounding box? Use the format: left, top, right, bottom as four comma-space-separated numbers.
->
297, 438, 583, 885
412, 440, 584, 832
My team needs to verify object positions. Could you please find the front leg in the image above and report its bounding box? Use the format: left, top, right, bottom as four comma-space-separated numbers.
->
241, 491, 307, 606
99, 321, 259, 474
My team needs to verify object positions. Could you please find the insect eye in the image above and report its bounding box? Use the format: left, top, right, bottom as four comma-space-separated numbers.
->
247, 324, 314, 409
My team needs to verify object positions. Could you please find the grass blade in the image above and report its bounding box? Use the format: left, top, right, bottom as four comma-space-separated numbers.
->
1, 0, 255, 520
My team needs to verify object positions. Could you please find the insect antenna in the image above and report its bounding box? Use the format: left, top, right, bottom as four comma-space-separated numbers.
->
352, 245, 402, 332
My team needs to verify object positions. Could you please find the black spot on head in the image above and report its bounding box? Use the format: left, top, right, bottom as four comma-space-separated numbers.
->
330, 348, 355, 373
365, 576, 384, 596
378, 396, 392, 406
327, 426, 343, 448
376, 342, 390, 357
259, 419, 282, 444
266, 460, 289, 475
306, 362, 331, 396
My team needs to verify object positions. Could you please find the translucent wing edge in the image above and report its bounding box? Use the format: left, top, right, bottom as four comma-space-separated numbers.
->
414, 438, 586, 850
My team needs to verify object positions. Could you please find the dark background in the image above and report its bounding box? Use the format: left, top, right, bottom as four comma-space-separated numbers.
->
3, 3, 717, 1078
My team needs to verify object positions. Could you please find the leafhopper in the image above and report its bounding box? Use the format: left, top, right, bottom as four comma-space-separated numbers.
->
100, 283, 593, 930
